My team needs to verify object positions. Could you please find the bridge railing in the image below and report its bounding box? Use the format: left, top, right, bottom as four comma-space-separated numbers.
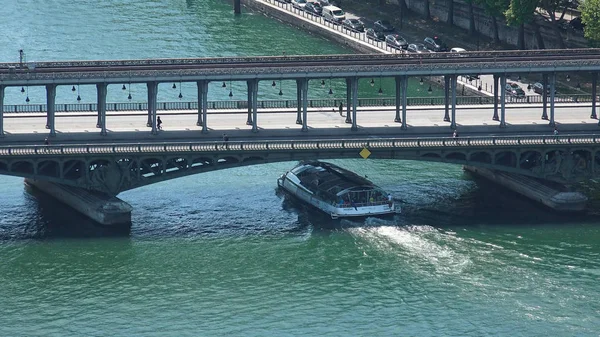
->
0, 134, 596, 157
2, 94, 592, 113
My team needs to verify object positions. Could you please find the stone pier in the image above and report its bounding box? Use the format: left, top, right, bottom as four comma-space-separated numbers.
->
25, 179, 132, 225
464, 166, 588, 212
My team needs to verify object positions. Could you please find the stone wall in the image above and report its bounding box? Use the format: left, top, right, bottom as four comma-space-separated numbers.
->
396, 0, 588, 49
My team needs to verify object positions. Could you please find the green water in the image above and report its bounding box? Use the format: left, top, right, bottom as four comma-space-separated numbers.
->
0, 1, 599, 336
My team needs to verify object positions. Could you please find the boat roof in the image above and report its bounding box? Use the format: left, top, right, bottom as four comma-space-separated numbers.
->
290, 161, 382, 196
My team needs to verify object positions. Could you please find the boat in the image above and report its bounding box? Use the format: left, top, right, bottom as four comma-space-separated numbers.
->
277, 161, 400, 219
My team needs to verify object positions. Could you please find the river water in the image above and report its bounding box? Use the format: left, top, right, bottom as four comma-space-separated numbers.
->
1, 1, 599, 336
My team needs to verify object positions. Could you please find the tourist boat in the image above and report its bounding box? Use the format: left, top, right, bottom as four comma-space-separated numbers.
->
277, 161, 400, 219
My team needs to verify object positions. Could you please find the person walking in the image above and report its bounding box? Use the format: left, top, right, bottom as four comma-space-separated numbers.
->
554, 127, 559, 142
339, 102, 343, 117
222, 133, 229, 149
157, 116, 163, 130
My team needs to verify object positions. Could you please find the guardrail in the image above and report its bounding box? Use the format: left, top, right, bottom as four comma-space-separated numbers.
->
0, 134, 595, 157
2, 94, 592, 113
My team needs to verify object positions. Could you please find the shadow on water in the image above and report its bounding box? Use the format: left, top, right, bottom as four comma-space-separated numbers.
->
8, 184, 132, 240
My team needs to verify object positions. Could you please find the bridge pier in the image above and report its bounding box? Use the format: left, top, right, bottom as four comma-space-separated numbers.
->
401, 75, 408, 130
196, 80, 205, 126
549, 73, 556, 127
25, 178, 132, 225
45, 84, 57, 137
394, 76, 402, 123
542, 73, 549, 120
0, 85, 4, 138
500, 75, 506, 128
147, 81, 158, 133
345, 78, 352, 124
250, 79, 259, 133
443, 76, 450, 122
246, 80, 254, 126
96, 83, 107, 135
492, 74, 499, 121
200, 81, 208, 133
234, 0, 241, 14
351, 77, 358, 131
296, 79, 303, 124
450, 75, 457, 129
301, 78, 309, 132
591, 72, 597, 120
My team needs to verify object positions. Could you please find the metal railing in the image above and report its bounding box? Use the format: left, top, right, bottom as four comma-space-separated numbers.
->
0, 134, 595, 157
2, 94, 592, 113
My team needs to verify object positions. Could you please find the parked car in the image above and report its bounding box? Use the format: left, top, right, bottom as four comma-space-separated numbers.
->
315, 0, 330, 5
342, 18, 364, 32
304, 1, 323, 15
423, 36, 448, 52
385, 34, 408, 50
366, 28, 385, 41
292, 0, 307, 10
465, 74, 480, 81
450, 47, 467, 57
322, 5, 345, 23
373, 20, 395, 33
531, 82, 557, 95
407, 43, 430, 54
506, 82, 526, 98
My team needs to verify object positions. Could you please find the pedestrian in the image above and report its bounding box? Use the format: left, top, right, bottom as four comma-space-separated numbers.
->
339, 102, 343, 117
44, 137, 49, 145
388, 194, 393, 208
554, 127, 559, 142
453, 130, 458, 138
222, 133, 229, 149
157, 116, 163, 130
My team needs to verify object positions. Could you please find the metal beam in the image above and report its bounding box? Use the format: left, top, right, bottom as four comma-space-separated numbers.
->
246, 80, 253, 126
500, 75, 506, 128
200, 81, 208, 133
96, 83, 107, 136
46, 84, 57, 137
549, 73, 556, 127
395, 76, 402, 123
450, 75, 457, 129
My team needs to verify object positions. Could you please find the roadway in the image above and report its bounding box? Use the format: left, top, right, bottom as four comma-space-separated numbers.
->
1, 104, 597, 144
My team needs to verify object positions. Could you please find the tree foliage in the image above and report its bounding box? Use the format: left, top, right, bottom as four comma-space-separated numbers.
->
581, 0, 600, 43
504, 0, 538, 26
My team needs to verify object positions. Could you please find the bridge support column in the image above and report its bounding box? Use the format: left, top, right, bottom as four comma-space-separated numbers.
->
301, 79, 309, 132
591, 72, 597, 120
492, 74, 499, 121
450, 75, 457, 129
541, 73, 549, 120
234, 0, 241, 14
200, 81, 209, 133
394, 76, 402, 123
96, 83, 107, 136
0, 85, 4, 138
401, 76, 408, 130
345, 78, 352, 124
46, 84, 57, 137
351, 77, 358, 131
147, 81, 158, 134
196, 80, 205, 126
549, 73, 556, 127
500, 75, 506, 128
443, 75, 450, 122
295, 79, 303, 124
250, 79, 259, 133
246, 80, 254, 126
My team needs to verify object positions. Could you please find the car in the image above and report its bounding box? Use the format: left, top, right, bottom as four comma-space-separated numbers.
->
450, 47, 467, 53
423, 36, 448, 52
322, 5, 345, 23
315, 0, 330, 5
506, 82, 526, 98
342, 18, 364, 32
406, 43, 430, 54
304, 1, 322, 15
366, 28, 385, 41
385, 34, 408, 50
465, 74, 480, 81
291, 0, 307, 10
531, 82, 557, 95
373, 20, 395, 33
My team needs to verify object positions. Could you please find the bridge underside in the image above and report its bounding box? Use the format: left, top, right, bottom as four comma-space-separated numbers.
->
0, 146, 598, 196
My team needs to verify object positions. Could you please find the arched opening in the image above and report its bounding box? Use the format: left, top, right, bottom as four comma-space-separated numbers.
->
10, 161, 34, 175
37, 160, 60, 178
495, 151, 517, 168
469, 152, 491, 164
64, 160, 85, 180
520, 151, 542, 171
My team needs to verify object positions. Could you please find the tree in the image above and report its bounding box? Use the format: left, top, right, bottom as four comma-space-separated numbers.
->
581, 0, 600, 45
475, 0, 510, 44
537, 0, 577, 49
505, 0, 539, 49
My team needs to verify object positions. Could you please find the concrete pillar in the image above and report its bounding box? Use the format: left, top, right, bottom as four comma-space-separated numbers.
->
200, 81, 208, 133
549, 72, 556, 127
96, 83, 107, 136
444, 75, 450, 122
251, 80, 259, 133
147, 82, 158, 134
351, 77, 358, 131
234, 0, 241, 14
46, 84, 57, 137
295, 79, 302, 124
401, 76, 408, 130
450, 75, 457, 129
345, 78, 352, 124
394, 76, 402, 123
301, 78, 309, 132
492, 74, 499, 121
591, 72, 597, 119
196, 80, 204, 126
542, 73, 549, 120
500, 75, 506, 128
246, 80, 254, 126
0, 85, 4, 138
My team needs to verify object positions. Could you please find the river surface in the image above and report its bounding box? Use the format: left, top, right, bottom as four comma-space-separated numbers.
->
1, 1, 600, 336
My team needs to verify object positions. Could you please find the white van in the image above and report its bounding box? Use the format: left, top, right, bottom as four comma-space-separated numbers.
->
322, 5, 345, 24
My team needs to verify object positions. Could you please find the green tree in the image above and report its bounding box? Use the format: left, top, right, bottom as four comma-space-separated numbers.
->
504, 0, 539, 48
581, 0, 600, 45
474, 0, 510, 44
